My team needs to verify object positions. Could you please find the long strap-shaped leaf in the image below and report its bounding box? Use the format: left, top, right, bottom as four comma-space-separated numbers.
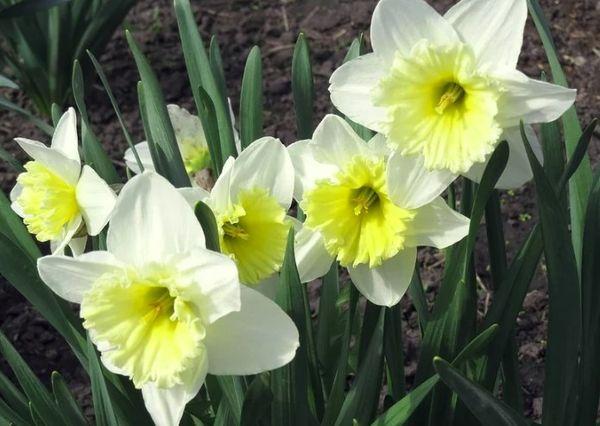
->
522, 123, 581, 426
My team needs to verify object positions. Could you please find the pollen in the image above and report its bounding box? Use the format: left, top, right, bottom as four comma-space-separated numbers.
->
374, 40, 502, 173
16, 161, 80, 241
303, 156, 414, 268
218, 188, 289, 285
80, 266, 206, 389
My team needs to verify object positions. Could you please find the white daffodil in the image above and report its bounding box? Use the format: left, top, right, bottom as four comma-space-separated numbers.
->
10, 108, 116, 254
183, 137, 296, 297
329, 0, 576, 189
36, 172, 299, 426
289, 115, 469, 307
125, 104, 212, 176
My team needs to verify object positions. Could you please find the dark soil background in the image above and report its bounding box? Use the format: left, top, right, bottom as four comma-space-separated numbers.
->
0, 0, 599, 422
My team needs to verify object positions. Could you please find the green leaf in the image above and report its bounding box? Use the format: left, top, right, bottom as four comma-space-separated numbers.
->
208, 36, 228, 103
577, 165, 600, 425
0, 190, 40, 260
0, 369, 29, 419
0, 233, 86, 363
291, 33, 314, 140
528, 0, 591, 269
271, 229, 319, 425
239, 46, 263, 149
321, 286, 359, 425
316, 262, 341, 393
174, 0, 236, 162
522, 123, 580, 426
416, 142, 509, 385
0, 95, 53, 135
86, 51, 144, 173
194, 200, 220, 252
373, 325, 498, 426
558, 119, 598, 190
126, 30, 190, 188
336, 309, 385, 425
215, 376, 244, 425
0, 331, 66, 424
0, 74, 18, 89
0, 397, 29, 426
407, 264, 429, 331
384, 303, 406, 402
434, 357, 529, 426
0, 144, 24, 172
194, 86, 224, 176
51, 372, 87, 426
0, 0, 69, 19
241, 373, 272, 426
87, 337, 118, 426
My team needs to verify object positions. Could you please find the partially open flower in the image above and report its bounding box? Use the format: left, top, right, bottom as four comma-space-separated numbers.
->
10, 108, 116, 254
37, 172, 299, 426
289, 115, 469, 307
183, 137, 296, 296
329, 0, 574, 188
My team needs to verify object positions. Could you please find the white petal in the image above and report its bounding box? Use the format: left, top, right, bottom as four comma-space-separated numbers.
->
287, 139, 337, 200
174, 248, 241, 324
368, 133, 393, 159
124, 142, 154, 174
16, 138, 80, 185
445, 0, 527, 70
204, 286, 299, 375
294, 226, 335, 283
9, 183, 24, 217
496, 70, 577, 127
329, 53, 388, 133
75, 165, 117, 236
141, 351, 208, 426
311, 114, 373, 171
387, 151, 457, 210
253, 273, 280, 300
167, 104, 206, 145
405, 197, 469, 248
51, 215, 82, 255
50, 108, 80, 165
208, 156, 235, 213
37, 251, 124, 303
177, 187, 211, 209
68, 237, 87, 257
107, 172, 205, 266
229, 137, 294, 209
371, 0, 458, 63
347, 248, 417, 307
463, 125, 542, 189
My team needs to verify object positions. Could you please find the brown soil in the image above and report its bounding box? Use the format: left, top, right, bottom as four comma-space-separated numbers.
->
0, 0, 598, 422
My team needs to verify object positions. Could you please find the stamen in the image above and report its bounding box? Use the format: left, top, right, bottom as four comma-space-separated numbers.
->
435, 82, 465, 114
353, 187, 379, 215
223, 222, 250, 240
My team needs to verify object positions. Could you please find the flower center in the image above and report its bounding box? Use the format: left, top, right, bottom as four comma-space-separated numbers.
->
374, 40, 502, 173
80, 266, 205, 389
222, 222, 250, 240
435, 82, 465, 115
218, 188, 289, 285
303, 156, 414, 268
353, 186, 380, 215
16, 161, 80, 241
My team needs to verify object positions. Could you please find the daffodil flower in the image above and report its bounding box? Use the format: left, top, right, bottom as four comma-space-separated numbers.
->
37, 172, 299, 426
183, 137, 295, 296
124, 104, 212, 176
10, 108, 116, 254
329, 0, 576, 188
289, 115, 469, 307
